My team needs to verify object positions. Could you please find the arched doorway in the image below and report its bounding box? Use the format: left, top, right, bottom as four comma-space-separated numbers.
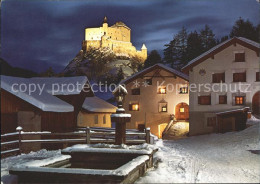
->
252, 91, 260, 116
175, 103, 189, 120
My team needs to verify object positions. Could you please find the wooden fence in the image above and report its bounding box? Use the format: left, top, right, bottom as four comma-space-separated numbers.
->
1, 126, 152, 157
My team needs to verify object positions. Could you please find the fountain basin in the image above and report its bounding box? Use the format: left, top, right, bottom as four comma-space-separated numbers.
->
9, 144, 158, 183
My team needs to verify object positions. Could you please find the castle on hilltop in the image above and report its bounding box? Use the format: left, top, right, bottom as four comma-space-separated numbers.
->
82, 16, 147, 61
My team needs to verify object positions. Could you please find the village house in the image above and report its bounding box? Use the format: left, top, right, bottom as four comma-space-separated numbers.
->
120, 64, 189, 138
77, 96, 116, 128
182, 37, 260, 135
0, 75, 116, 134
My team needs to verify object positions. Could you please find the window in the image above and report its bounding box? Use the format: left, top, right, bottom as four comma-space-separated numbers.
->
198, 95, 211, 105
219, 95, 227, 104
212, 73, 225, 83
180, 108, 185, 112
131, 88, 140, 95
235, 53, 245, 62
129, 103, 139, 111
94, 115, 98, 124
256, 72, 260, 82
235, 96, 244, 105
179, 87, 188, 94
233, 72, 246, 82
145, 78, 152, 85
158, 102, 167, 112
103, 115, 106, 124
158, 86, 166, 94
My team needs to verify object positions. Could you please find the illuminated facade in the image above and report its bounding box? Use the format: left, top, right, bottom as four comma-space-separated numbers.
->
82, 17, 147, 61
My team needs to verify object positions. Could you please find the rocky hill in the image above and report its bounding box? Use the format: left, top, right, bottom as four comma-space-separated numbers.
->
63, 47, 143, 83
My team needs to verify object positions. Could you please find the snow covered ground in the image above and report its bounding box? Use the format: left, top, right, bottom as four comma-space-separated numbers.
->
137, 117, 260, 183
1, 117, 259, 183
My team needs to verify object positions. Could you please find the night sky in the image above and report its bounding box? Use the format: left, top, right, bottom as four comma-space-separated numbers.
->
1, 0, 259, 73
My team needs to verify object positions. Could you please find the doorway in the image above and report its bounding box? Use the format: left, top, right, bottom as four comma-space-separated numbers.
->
175, 103, 189, 120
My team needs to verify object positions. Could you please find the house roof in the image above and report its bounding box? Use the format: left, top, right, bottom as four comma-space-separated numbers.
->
82, 96, 117, 113
0, 75, 91, 112
182, 37, 260, 73
120, 63, 189, 85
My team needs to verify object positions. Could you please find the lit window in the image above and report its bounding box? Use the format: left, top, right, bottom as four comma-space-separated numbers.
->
158, 86, 166, 94
129, 103, 139, 111
159, 102, 167, 112
235, 96, 244, 105
179, 87, 188, 94
162, 105, 167, 112
180, 108, 185, 112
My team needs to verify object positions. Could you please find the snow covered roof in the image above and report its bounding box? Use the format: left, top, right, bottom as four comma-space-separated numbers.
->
0, 75, 91, 112
82, 96, 116, 113
120, 63, 189, 85
182, 37, 260, 72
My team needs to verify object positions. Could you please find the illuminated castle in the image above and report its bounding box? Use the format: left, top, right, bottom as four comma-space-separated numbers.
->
82, 16, 147, 61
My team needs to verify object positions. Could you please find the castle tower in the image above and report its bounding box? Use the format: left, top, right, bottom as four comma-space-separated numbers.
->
141, 44, 147, 60
102, 16, 108, 33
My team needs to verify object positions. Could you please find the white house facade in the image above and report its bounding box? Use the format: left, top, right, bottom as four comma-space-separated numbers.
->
121, 64, 189, 137
182, 37, 260, 135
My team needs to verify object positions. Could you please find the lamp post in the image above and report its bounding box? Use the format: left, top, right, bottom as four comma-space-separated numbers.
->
111, 85, 131, 145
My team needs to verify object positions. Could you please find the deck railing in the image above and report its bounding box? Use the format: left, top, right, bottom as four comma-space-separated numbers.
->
1, 126, 152, 157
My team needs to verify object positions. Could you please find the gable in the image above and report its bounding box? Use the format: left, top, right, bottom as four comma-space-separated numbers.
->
121, 64, 189, 85
182, 37, 260, 74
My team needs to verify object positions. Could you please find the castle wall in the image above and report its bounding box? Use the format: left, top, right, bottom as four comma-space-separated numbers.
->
83, 20, 147, 61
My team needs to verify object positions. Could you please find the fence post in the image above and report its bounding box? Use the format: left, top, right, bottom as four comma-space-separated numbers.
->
145, 127, 150, 144
16, 126, 23, 154
86, 127, 90, 144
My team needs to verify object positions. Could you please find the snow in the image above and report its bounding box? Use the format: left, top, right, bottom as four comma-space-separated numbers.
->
9, 155, 149, 177
120, 63, 189, 85
216, 106, 249, 115
137, 117, 260, 183
1, 149, 62, 183
2, 117, 259, 183
62, 143, 155, 155
112, 155, 149, 175
182, 37, 260, 71
112, 84, 128, 94
111, 113, 131, 118
82, 96, 117, 113
0, 75, 90, 112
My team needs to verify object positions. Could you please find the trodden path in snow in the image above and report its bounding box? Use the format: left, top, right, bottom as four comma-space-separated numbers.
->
137, 119, 260, 183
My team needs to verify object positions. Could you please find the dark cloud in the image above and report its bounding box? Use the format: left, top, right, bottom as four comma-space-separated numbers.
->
1, 0, 259, 73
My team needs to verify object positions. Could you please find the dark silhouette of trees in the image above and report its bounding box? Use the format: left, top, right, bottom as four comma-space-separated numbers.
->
230, 17, 259, 42
144, 50, 162, 68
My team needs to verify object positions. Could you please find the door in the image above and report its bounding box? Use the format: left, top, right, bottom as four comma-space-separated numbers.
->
252, 91, 260, 116
175, 103, 189, 120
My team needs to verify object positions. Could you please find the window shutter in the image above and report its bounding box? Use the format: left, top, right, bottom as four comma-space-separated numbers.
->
129, 104, 132, 110
256, 72, 260, 81
198, 96, 201, 105
235, 53, 245, 62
